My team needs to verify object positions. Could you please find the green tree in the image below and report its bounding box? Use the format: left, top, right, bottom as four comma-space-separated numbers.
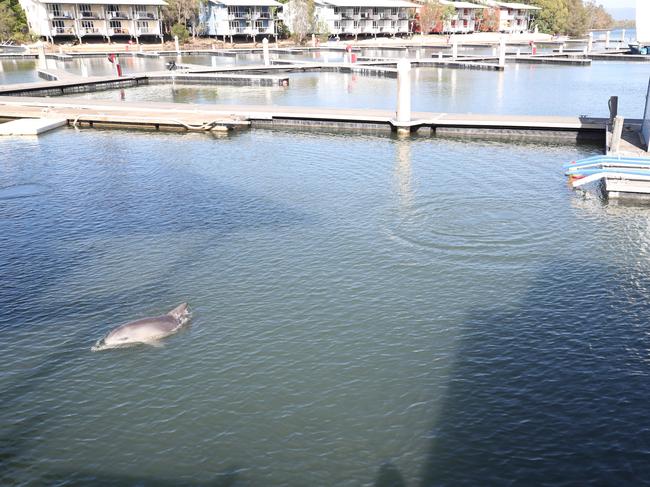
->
163, 0, 199, 35
565, 0, 587, 37
0, 0, 31, 43
529, 0, 569, 34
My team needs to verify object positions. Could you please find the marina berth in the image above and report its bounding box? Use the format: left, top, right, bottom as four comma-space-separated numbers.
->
17, 0, 166, 42
198, 0, 282, 39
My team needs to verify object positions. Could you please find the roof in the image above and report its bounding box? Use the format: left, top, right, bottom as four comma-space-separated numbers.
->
41, 0, 167, 4
439, 0, 486, 8
210, 0, 282, 5
319, 0, 419, 7
495, 1, 541, 10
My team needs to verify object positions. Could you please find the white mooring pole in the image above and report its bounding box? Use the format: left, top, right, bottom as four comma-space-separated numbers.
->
396, 59, 411, 125
262, 37, 270, 66
498, 37, 506, 68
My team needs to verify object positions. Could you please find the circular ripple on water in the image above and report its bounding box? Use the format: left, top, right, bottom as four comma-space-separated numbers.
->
386, 193, 563, 262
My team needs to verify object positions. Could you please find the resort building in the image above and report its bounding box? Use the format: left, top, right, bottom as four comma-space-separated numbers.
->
18, 0, 166, 42
282, 0, 418, 37
436, 0, 486, 34
198, 0, 282, 39
479, 0, 540, 33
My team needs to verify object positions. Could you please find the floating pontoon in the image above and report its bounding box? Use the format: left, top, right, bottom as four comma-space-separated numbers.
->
565, 155, 650, 198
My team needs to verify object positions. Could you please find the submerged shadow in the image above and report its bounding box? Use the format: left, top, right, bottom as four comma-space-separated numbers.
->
420, 260, 650, 485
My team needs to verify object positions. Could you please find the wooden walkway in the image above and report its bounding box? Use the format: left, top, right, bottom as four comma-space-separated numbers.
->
0, 96, 609, 136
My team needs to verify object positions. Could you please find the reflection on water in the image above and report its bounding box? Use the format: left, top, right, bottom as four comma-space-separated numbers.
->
56, 60, 650, 119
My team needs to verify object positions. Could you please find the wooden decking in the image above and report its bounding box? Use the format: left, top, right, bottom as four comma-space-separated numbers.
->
0, 95, 609, 137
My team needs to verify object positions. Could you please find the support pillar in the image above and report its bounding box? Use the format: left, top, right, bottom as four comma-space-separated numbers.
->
37, 41, 47, 69
174, 35, 180, 53
395, 59, 411, 131
605, 30, 610, 49
588, 32, 593, 53
262, 37, 270, 66
498, 37, 506, 68
451, 36, 458, 61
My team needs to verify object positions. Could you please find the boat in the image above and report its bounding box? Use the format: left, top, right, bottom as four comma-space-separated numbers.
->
629, 0, 650, 54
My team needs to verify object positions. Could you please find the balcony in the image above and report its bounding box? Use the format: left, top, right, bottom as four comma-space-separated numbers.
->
135, 12, 156, 20
53, 26, 76, 35
109, 27, 129, 35
108, 11, 130, 19
80, 11, 103, 19
137, 27, 153, 35
81, 27, 101, 34
49, 11, 73, 19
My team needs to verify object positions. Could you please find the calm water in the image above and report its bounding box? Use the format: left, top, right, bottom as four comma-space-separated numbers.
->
64, 61, 650, 118
2, 127, 650, 485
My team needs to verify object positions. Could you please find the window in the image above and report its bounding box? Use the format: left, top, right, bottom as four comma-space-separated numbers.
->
48, 4, 61, 16
353, 7, 359, 15
79, 4, 91, 11
135, 5, 146, 13
81, 20, 94, 29
107, 5, 118, 12
391, 8, 397, 15
109, 20, 121, 28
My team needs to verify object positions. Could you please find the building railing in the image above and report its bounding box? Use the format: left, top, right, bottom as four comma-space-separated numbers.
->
53, 26, 76, 34
81, 27, 101, 34
108, 11, 130, 19
49, 12, 73, 19
135, 12, 156, 20
80, 11, 103, 19
109, 27, 129, 35
137, 27, 153, 34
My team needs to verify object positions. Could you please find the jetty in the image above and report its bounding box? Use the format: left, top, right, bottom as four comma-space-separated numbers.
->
0, 95, 609, 138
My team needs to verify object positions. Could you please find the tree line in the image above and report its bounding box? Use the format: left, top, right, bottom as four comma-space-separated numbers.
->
0, 0, 628, 44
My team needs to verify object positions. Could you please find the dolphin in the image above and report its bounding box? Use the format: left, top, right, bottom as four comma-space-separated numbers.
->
91, 303, 190, 351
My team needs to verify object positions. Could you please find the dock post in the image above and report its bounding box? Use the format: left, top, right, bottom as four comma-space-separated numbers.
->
80, 60, 89, 78
311, 34, 316, 48
605, 31, 610, 49
37, 41, 46, 69
516, 47, 521, 57
396, 59, 411, 131
452, 36, 458, 61
438, 51, 443, 60
498, 37, 506, 68
608, 95, 618, 123
588, 32, 593, 53
262, 37, 270, 66
174, 35, 180, 54
609, 115, 624, 154
559, 43, 564, 54
621, 29, 626, 42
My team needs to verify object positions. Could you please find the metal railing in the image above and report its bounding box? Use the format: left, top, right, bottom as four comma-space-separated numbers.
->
108, 11, 130, 19
135, 12, 156, 20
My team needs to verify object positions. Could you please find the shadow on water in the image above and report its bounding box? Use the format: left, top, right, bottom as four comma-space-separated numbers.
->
419, 260, 650, 485
375, 462, 407, 487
